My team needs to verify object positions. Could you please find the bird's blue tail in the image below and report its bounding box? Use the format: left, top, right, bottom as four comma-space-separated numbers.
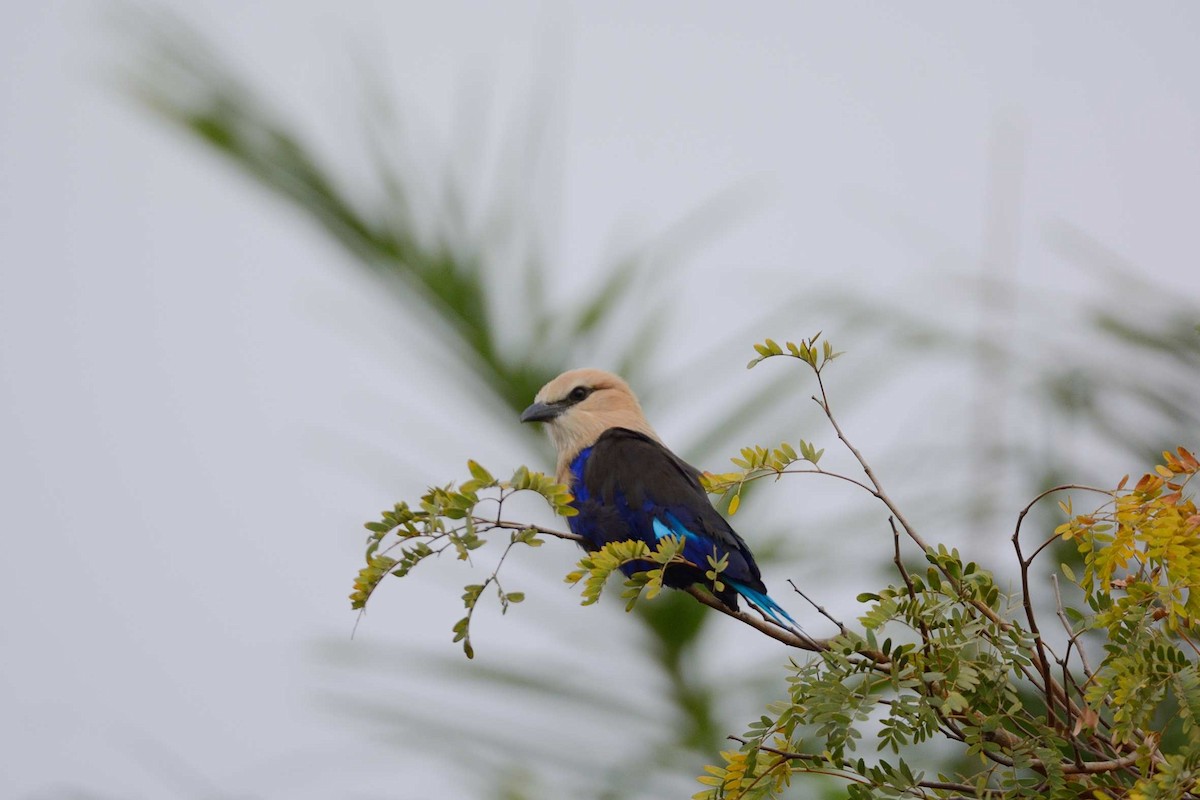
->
731, 582, 799, 629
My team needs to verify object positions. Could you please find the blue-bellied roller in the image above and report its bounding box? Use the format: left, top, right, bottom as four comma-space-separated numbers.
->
520, 368, 796, 627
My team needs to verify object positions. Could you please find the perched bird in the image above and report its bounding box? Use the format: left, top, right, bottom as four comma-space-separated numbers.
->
520, 368, 797, 627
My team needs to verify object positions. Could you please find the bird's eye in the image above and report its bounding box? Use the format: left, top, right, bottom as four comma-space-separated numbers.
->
568, 386, 590, 403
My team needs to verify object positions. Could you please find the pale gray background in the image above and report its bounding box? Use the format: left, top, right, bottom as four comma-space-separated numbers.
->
3, 2, 1198, 798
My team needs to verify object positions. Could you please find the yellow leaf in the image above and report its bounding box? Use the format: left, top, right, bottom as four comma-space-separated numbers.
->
728, 493, 741, 515
1135, 473, 1164, 494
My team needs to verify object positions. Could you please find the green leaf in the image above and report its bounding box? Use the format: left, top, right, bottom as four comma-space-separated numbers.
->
462, 584, 485, 607
466, 459, 494, 484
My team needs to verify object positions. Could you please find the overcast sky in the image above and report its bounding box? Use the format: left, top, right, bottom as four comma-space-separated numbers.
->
3, 3, 1199, 798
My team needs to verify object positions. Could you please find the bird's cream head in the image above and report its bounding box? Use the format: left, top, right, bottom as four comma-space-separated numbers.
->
520, 368, 660, 481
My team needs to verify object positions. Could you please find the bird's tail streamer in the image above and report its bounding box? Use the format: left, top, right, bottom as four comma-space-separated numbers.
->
731, 582, 805, 635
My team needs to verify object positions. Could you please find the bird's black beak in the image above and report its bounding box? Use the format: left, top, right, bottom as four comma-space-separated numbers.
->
520, 401, 561, 424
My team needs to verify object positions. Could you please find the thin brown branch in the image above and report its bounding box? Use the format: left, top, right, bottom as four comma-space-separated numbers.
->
1013, 484, 1113, 554
684, 586, 832, 652
808, 378, 1066, 730
1013, 519, 1058, 729
727, 737, 999, 797
1178, 629, 1200, 661
812, 371, 922, 550
1052, 573, 1094, 678
891, 516, 932, 649
1022, 485, 1114, 566
1061, 751, 1143, 775
481, 517, 584, 543
775, 467, 877, 495
737, 754, 794, 796
1010, 485, 1110, 729
811, 372, 1015, 634
1050, 609, 1086, 770
483, 514, 884, 661
1027, 531, 1064, 564
788, 579, 846, 634
808, 364, 1078, 761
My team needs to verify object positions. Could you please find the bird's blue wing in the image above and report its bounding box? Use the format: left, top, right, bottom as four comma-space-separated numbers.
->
568, 428, 772, 610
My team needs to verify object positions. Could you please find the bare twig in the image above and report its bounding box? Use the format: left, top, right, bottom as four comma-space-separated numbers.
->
775, 467, 877, 495
788, 579, 846, 634
1013, 484, 1113, 552
812, 371, 923, 550
1027, 531, 1064, 565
